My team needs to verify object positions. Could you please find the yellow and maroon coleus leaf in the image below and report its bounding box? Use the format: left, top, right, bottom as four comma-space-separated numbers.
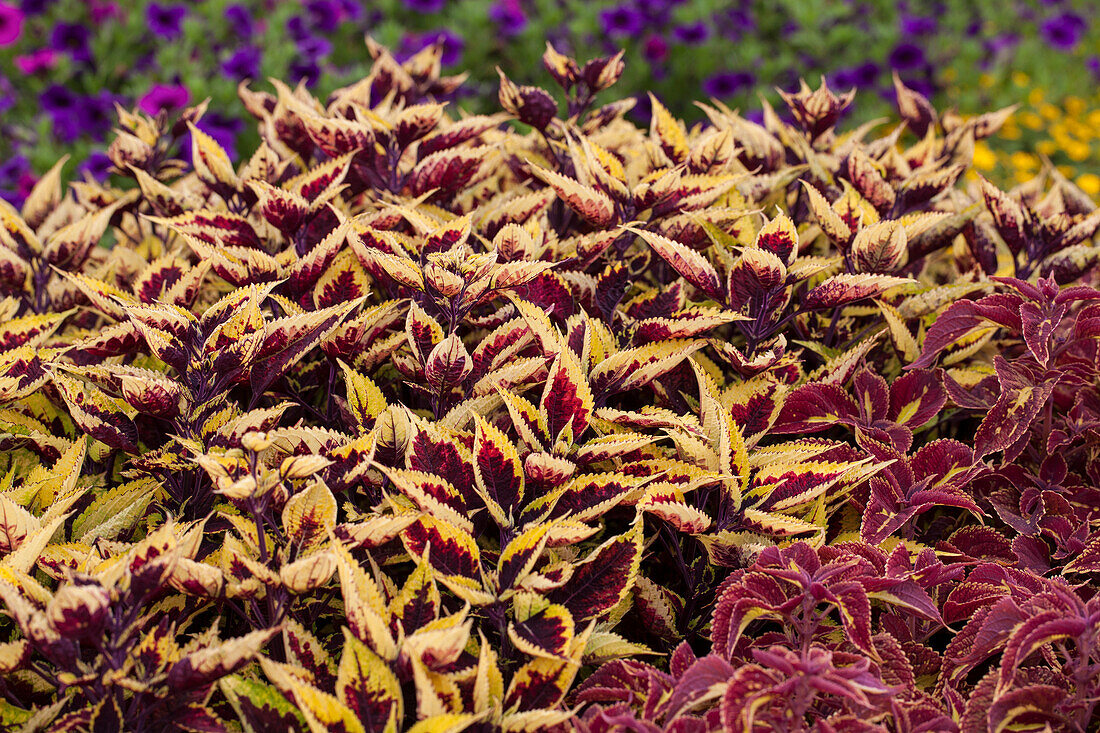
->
801, 180, 856, 246
509, 592, 576, 660
540, 347, 593, 446
590, 339, 704, 397
405, 421, 477, 505
543, 471, 644, 523
408, 146, 494, 197
626, 226, 726, 303
638, 484, 713, 533
504, 655, 584, 713
151, 210, 262, 250
423, 334, 472, 393
496, 522, 553, 594
632, 307, 742, 344
528, 164, 616, 228
722, 375, 787, 447
248, 180, 310, 236
42, 203, 119, 269
286, 151, 355, 204
802, 274, 914, 311
60, 362, 184, 418
167, 627, 279, 691
250, 297, 364, 393
282, 480, 337, 551
753, 212, 800, 266
402, 515, 481, 584
332, 538, 397, 660
548, 519, 642, 621
51, 371, 139, 452
220, 675, 307, 733
472, 415, 524, 520
261, 657, 367, 733
335, 629, 403, 733
391, 552, 441, 634
850, 220, 907, 274
379, 467, 470, 532
188, 121, 240, 192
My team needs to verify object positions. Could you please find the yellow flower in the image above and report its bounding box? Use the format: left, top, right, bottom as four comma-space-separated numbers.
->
1012, 71, 1030, 87
1064, 140, 1092, 162
1078, 173, 1100, 197
1057, 165, 1076, 179
1027, 88, 1044, 106
1020, 111, 1044, 130
972, 142, 997, 171
1065, 97, 1086, 116
1037, 140, 1058, 156
1039, 103, 1061, 121
978, 73, 994, 89
1010, 151, 1039, 171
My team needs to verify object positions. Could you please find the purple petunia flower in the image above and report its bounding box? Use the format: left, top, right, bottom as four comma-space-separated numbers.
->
0, 2, 24, 45
40, 84, 85, 142
0, 155, 29, 187
20, 0, 53, 14
702, 71, 755, 98
297, 35, 332, 60
289, 59, 320, 86
1087, 56, 1100, 79
49, 22, 92, 64
600, 5, 645, 37
336, 0, 363, 21
0, 155, 32, 208
222, 46, 261, 79
77, 91, 118, 141
79, 152, 113, 182
488, 0, 526, 36
672, 21, 710, 44
286, 16, 310, 41
888, 42, 926, 70
722, 9, 755, 40
1040, 12, 1087, 51
0, 74, 13, 114
147, 3, 186, 40
899, 14, 936, 36
403, 0, 445, 13
629, 92, 653, 125
225, 4, 255, 37
305, 0, 342, 32
851, 62, 879, 87
138, 83, 189, 116
423, 28, 464, 65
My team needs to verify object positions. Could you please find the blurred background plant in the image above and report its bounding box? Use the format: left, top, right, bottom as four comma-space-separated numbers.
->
0, 0, 1097, 206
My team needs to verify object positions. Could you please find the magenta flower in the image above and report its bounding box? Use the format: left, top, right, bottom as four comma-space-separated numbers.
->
14, 48, 56, 73
139, 83, 189, 115
643, 34, 668, 64
0, 2, 25, 46
90, 0, 119, 23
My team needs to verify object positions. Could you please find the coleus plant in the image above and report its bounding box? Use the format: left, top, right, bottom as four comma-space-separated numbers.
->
0, 37, 1098, 733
